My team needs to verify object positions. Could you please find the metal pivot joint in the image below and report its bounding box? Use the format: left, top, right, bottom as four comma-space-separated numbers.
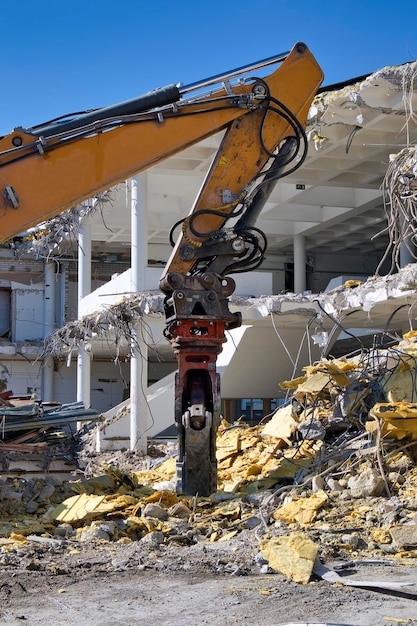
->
161, 272, 241, 495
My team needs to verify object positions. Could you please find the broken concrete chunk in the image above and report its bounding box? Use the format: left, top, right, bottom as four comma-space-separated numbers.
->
371, 401, 417, 422
140, 530, 164, 545
325, 478, 344, 492
260, 532, 318, 583
243, 515, 262, 530
311, 475, 325, 492
51, 493, 137, 524
142, 503, 168, 521
340, 533, 359, 549
272, 490, 328, 526
389, 523, 417, 549
167, 502, 191, 519
297, 419, 326, 441
213, 501, 241, 520
383, 369, 416, 403
79, 525, 112, 542
54, 523, 74, 538
262, 404, 299, 440
347, 467, 385, 498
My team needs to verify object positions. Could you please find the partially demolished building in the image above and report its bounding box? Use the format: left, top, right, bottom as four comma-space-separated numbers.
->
0, 57, 417, 449
0, 59, 417, 598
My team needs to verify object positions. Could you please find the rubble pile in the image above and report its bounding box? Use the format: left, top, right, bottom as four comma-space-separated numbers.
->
0, 335, 417, 585
0, 398, 99, 477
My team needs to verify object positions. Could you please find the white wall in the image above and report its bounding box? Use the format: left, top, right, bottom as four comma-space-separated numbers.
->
220, 324, 321, 398
12, 283, 44, 342
1, 359, 43, 397
147, 372, 175, 437
53, 360, 130, 412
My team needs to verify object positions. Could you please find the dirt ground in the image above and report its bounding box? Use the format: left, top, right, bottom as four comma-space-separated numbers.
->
2, 364, 417, 626
0, 531, 415, 626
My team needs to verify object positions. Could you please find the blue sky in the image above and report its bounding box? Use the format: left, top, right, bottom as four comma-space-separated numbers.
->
1, 0, 415, 135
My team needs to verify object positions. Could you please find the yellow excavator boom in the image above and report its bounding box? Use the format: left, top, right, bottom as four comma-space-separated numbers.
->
0, 43, 323, 496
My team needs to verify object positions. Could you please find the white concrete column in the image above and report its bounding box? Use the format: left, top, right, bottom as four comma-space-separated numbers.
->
77, 220, 92, 411
42, 261, 55, 401
293, 234, 306, 294
78, 221, 92, 302
130, 174, 148, 452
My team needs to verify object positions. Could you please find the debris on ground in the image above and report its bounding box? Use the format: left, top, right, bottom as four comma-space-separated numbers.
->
0, 334, 417, 590
0, 397, 99, 478
0, 332, 417, 588
260, 532, 319, 584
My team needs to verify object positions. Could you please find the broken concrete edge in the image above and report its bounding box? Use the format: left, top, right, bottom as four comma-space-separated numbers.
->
236, 262, 417, 325
41, 262, 417, 357
42, 292, 166, 357
311, 60, 417, 135
316, 264, 417, 317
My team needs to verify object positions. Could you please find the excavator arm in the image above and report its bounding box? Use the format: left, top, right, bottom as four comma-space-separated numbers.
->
159, 43, 323, 495
0, 43, 323, 496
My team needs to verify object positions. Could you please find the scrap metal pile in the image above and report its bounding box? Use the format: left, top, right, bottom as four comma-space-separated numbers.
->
0, 333, 416, 586
0, 398, 99, 476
